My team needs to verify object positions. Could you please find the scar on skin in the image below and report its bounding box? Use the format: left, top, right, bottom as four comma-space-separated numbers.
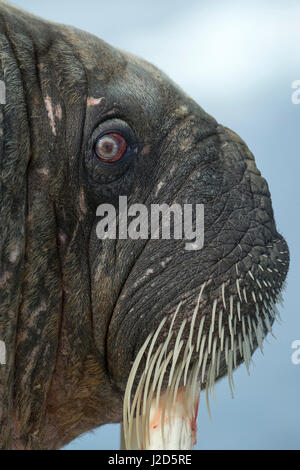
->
44, 95, 56, 136
87, 97, 103, 107
36, 168, 49, 177
55, 104, 62, 120
142, 144, 151, 156
155, 181, 164, 197
160, 257, 172, 268
9, 246, 20, 263
80, 188, 87, 214
133, 269, 154, 288
58, 232, 68, 250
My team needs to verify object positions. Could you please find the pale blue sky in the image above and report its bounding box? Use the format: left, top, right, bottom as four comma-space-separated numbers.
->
9, 0, 300, 450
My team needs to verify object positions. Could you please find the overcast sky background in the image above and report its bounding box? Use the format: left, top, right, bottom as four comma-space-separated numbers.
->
9, 0, 300, 450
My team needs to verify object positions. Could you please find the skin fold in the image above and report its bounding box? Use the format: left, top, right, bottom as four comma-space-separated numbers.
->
0, 1, 289, 449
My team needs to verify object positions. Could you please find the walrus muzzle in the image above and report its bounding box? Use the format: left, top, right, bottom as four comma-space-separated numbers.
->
0, 2, 289, 449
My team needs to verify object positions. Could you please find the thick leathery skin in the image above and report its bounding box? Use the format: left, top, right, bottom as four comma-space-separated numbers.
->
0, 2, 289, 449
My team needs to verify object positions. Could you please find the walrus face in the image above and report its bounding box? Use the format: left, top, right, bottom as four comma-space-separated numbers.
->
0, 3, 289, 449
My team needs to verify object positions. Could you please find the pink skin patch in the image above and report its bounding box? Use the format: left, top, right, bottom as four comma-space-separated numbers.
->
9, 246, 20, 264
55, 104, 62, 120
87, 96, 103, 107
146, 386, 200, 450
80, 188, 87, 215
58, 232, 67, 248
191, 398, 199, 446
44, 96, 56, 136
44, 98, 62, 135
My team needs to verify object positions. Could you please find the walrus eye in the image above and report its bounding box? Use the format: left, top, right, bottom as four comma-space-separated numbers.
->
95, 133, 127, 162
86, 119, 140, 183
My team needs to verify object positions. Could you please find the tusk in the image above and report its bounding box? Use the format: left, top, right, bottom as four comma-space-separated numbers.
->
122, 385, 200, 450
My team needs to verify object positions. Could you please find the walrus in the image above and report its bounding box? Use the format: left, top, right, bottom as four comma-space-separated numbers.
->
0, 1, 289, 450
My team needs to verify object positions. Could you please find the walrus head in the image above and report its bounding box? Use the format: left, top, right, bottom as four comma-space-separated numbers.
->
0, 2, 289, 450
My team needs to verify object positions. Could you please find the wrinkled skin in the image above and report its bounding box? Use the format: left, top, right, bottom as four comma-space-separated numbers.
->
0, 2, 289, 449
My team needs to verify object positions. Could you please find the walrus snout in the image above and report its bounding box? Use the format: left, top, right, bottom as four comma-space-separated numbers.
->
107, 122, 289, 395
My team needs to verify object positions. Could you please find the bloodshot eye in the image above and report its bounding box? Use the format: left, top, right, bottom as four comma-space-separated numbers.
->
94, 133, 127, 163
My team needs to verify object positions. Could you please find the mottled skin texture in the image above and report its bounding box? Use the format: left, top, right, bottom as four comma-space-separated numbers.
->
0, 2, 289, 450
